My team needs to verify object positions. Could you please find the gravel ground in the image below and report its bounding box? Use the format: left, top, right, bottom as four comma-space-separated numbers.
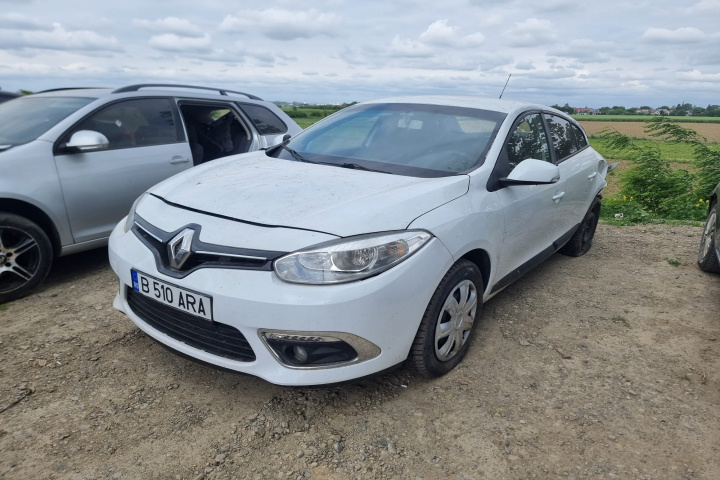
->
1, 223, 718, 480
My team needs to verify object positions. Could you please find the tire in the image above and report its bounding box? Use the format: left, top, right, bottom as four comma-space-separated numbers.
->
409, 259, 483, 378
698, 203, 720, 273
0, 213, 53, 303
560, 197, 601, 257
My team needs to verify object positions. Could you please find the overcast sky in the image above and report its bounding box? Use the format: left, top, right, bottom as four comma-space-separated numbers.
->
1, 0, 718, 107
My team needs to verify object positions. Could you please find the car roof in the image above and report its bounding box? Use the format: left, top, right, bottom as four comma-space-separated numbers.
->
364, 95, 562, 117
27, 84, 264, 103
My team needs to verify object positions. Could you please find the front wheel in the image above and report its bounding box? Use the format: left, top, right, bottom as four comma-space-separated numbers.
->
0, 213, 53, 303
698, 203, 720, 273
409, 259, 483, 378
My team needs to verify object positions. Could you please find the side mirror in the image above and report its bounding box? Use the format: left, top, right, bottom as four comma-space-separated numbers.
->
64, 130, 109, 152
499, 159, 559, 186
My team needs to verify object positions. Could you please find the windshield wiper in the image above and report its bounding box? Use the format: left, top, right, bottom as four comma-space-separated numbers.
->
338, 162, 389, 174
281, 144, 314, 164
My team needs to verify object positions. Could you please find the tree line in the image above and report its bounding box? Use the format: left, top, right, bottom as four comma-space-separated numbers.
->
552, 103, 720, 117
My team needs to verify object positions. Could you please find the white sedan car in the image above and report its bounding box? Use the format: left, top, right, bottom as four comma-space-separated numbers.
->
109, 96, 608, 386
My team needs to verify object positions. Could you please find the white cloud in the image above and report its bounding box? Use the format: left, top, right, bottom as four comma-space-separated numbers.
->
418, 19, 485, 48
641, 27, 706, 44
148, 33, 213, 53
549, 39, 615, 64
0, 13, 51, 31
389, 35, 433, 58
505, 18, 558, 47
132, 17, 205, 38
515, 61, 534, 70
0, 23, 121, 52
219, 9, 341, 41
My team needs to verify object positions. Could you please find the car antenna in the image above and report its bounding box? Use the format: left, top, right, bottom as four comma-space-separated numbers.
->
499, 74, 511, 99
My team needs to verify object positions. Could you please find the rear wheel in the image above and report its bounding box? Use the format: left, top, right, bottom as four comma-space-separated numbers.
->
409, 259, 483, 378
0, 213, 53, 303
698, 203, 720, 273
560, 197, 601, 257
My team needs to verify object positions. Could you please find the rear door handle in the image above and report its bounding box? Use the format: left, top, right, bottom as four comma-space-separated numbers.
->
552, 192, 565, 203
170, 156, 190, 165
588, 172, 598, 180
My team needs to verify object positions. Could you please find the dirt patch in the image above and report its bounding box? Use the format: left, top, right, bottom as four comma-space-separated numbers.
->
579, 121, 720, 143
1, 224, 719, 480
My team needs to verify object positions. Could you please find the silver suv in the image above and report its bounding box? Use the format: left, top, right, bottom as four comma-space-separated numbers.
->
0, 84, 301, 302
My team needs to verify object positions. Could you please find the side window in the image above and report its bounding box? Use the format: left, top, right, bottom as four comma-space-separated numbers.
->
489, 112, 551, 191
545, 114, 578, 162
238, 103, 287, 135
71, 98, 180, 150
179, 104, 251, 165
506, 113, 550, 170
571, 123, 588, 149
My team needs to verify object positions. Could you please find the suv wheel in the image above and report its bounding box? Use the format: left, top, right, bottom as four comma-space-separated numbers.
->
0, 213, 53, 303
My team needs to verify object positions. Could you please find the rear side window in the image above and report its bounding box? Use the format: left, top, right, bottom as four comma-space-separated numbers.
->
544, 114, 577, 162
571, 123, 588, 149
69, 98, 181, 150
238, 103, 287, 134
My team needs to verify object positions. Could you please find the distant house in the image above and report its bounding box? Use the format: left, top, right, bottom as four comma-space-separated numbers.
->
574, 107, 600, 115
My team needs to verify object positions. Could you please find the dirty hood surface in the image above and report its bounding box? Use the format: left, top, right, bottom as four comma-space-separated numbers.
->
150, 152, 469, 237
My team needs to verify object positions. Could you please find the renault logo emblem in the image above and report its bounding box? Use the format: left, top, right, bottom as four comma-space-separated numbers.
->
167, 228, 194, 270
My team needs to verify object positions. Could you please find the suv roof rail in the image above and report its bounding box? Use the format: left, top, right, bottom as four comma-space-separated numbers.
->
112, 84, 263, 100
38, 87, 104, 93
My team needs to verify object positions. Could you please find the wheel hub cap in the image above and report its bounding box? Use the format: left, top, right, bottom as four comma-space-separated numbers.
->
0, 227, 40, 294
434, 279, 478, 361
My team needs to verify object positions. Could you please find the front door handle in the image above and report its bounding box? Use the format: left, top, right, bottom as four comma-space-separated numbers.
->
552, 192, 565, 203
170, 156, 190, 165
588, 172, 598, 180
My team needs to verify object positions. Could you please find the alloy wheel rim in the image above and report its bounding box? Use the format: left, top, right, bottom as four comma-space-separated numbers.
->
699, 211, 716, 262
434, 279, 477, 361
0, 227, 41, 294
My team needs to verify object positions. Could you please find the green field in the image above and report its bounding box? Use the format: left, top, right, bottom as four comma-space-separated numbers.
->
572, 115, 720, 123
588, 137, 706, 164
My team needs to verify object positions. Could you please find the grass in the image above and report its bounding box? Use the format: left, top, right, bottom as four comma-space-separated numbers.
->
573, 115, 720, 124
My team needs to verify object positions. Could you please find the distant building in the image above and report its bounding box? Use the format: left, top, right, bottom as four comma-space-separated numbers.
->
574, 107, 600, 115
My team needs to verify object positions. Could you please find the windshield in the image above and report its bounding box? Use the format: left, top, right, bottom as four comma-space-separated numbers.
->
0, 96, 95, 146
278, 103, 506, 177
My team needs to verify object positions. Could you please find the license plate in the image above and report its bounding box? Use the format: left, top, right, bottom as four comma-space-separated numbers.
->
131, 270, 213, 321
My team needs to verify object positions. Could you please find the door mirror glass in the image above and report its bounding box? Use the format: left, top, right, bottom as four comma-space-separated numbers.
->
65, 130, 109, 152
500, 158, 559, 186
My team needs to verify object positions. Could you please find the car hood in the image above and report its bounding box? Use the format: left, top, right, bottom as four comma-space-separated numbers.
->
150, 152, 469, 237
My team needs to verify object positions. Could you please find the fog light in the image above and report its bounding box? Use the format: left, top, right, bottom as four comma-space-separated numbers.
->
292, 345, 309, 363
262, 333, 358, 367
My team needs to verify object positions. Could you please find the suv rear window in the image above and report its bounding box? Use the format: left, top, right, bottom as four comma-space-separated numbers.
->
238, 103, 287, 135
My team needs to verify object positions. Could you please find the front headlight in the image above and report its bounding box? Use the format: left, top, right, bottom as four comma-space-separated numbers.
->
123, 193, 148, 233
274, 230, 432, 285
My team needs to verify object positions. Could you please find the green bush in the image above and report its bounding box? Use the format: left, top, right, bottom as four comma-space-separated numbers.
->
596, 118, 719, 223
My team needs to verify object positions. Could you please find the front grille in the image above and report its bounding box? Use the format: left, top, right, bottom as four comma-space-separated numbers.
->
126, 288, 256, 362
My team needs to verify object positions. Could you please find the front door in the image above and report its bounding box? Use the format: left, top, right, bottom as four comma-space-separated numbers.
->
54, 97, 193, 243
493, 112, 568, 283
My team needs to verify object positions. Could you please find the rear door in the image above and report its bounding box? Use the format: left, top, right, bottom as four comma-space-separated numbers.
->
237, 102, 303, 147
54, 97, 193, 243
544, 114, 601, 225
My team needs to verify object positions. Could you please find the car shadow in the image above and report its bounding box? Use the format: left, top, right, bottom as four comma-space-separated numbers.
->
42, 247, 111, 290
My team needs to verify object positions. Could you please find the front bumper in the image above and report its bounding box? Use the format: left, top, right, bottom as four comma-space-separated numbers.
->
108, 220, 454, 386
